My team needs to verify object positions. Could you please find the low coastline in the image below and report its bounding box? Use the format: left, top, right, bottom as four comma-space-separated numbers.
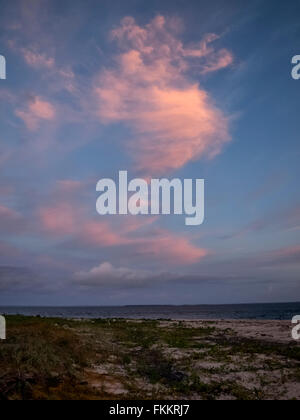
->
1, 302, 300, 320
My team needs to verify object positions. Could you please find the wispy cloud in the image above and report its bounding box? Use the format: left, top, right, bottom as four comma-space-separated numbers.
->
38, 203, 77, 236
222, 203, 300, 240
264, 245, 300, 267
20, 48, 55, 70
15, 95, 55, 131
18, 46, 76, 93
95, 16, 232, 175
137, 229, 208, 264
37, 188, 208, 265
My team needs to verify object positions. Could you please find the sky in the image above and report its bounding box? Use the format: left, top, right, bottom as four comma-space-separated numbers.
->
0, 0, 299, 306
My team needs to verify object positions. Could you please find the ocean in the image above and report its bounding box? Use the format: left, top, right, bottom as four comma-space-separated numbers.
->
0, 302, 300, 320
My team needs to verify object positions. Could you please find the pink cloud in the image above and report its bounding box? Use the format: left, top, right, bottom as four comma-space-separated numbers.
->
79, 221, 129, 247
38, 201, 127, 247
7, 41, 55, 70
29, 97, 55, 119
37, 178, 208, 265
8, 39, 76, 93
39, 203, 76, 236
268, 245, 300, 263
80, 223, 207, 265
139, 229, 208, 265
38, 201, 207, 265
21, 48, 55, 69
201, 49, 233, 74
16, 95, 55, 130
95, 16, 232, 175
78, 220, 207, 265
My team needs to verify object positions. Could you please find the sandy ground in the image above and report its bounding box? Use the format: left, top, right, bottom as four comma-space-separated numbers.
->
80, 319, 300, 400
179, 320, 295, 344
1, 316, 299, 400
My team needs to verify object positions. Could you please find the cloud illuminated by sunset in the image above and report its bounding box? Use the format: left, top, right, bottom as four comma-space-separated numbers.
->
95, 16, 232, 175
15, 95, 55, 131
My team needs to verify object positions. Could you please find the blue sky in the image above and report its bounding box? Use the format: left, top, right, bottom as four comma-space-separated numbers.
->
0, 0, 299, 305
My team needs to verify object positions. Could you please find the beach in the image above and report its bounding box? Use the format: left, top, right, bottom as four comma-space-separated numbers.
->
0, 316, 299, 400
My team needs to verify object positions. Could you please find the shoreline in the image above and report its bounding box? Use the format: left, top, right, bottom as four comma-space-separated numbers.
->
1, 302, 299, 323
